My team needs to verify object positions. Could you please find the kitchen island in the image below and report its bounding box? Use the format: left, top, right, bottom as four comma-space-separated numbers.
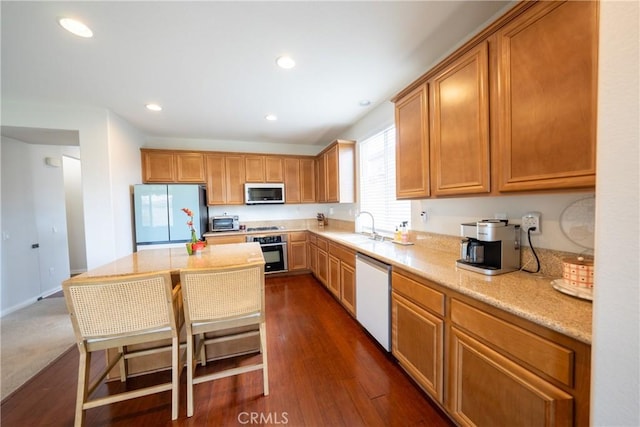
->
69, 242, 265, 283
65, 242, 265, 377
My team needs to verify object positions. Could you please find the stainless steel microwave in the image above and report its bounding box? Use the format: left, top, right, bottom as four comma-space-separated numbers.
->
244, 183, 285, 205
210, 215, 239, 232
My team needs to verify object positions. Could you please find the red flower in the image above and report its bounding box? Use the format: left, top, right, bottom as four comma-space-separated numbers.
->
182, 208, 195, 232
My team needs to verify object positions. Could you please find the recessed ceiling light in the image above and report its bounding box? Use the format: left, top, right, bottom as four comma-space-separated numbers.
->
58, 18, 93, 38
359, 100, 372, 107
146, 104, 162, 112
276, 56, 296, 69
265, 114, 278, 121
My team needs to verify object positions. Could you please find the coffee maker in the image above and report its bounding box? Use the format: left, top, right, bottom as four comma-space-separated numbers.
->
456, 219, 521, 275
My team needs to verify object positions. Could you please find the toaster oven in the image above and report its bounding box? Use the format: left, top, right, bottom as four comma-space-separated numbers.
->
210, 215, 239, 232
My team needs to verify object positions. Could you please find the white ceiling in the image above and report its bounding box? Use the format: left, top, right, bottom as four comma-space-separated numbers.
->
1, 1, 510, 147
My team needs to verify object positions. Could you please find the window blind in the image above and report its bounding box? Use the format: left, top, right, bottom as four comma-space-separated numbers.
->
358, 126, 411, 235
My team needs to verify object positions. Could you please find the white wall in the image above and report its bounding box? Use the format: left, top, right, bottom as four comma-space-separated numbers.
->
63, 154, 86, 274
145, 136, 320, 156
1, 101, 144, 270
208, 203, 347, 225
591, 1, 639, 425
1, 138, 75, 313
106, 112, 145, 257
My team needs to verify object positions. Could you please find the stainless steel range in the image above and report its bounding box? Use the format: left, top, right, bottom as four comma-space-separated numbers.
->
246, 233, 288, 274
246, 226, 281, 232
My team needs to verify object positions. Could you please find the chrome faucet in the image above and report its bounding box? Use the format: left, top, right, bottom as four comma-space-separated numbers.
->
356, 211, 383, 241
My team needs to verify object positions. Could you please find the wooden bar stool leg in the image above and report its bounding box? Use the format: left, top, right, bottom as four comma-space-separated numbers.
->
118, 346, 127, 382
198, 333, 206, 366
260, 323, 269, 396
171, 336, 179, 420
75, 349, 91, 427
187, 332, 195, 417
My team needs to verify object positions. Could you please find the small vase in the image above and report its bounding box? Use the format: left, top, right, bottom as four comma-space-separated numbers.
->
185, 243, 193, 255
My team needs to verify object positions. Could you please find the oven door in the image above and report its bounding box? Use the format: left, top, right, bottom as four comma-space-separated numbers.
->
261, 243, 288, 274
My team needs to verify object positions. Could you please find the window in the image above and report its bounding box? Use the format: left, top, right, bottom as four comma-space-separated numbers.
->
358, 126, 411, 235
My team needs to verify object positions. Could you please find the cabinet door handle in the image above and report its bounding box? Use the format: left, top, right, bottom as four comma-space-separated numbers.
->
31, 243, 39, 249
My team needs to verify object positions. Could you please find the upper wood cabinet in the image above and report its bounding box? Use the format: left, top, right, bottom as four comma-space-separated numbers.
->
283, 158, 301, 203
205, 154, 226, 205
283, 157, 316, 204
205, 154, 245, 205
395, 85, 430, 199
429, 42, 490, 196
393, 0, 598, 197
265, 156, 284, 182
245, 156, 264, 182
494, 1, 598, 192
299, 158, 316, 203
245, 155, 284, 183
141, 149, 205, 183
317, 140, 355, 203
175, 152, 206, 183
224, 155, 246, 204
144, 149, 315, 205
316, 155, 327, 203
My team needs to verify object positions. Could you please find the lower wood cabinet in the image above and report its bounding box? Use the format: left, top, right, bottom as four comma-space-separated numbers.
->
392, 291, 444, 403
328, 242, 356, 316
308, 235, 318, 275
449, 326, 573, 427
310, 234, 355, 316
204, 235, 246, 245
339, 262, 355, 316
328, 254, 341, 298
287, 232, 308, 271
315, 237, 329, 287
391, 268, 591, 426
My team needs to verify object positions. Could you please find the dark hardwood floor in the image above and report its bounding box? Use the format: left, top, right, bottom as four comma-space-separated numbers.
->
1, 274, 454, 427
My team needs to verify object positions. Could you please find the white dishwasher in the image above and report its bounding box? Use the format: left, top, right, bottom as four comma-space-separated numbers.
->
355, 253, 392, 351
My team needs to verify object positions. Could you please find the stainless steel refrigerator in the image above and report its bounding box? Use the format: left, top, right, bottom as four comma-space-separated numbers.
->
133, 184, 208, 250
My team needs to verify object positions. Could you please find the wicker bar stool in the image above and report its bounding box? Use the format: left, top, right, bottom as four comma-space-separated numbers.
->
179, 264, 269, 417
62, 271, 185, 426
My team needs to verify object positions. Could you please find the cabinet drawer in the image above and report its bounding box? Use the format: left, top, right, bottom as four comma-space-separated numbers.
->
392, 272, 445, 316
329, 243, 355, 267
451, 299, 574, 386
289, 231, 307, 242
316, 237, 328, 251
205, 235, 246, 245
308, 234, 317, 245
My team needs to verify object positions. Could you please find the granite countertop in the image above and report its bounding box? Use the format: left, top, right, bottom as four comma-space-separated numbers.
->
67, 242, 265, 281
311, 229, 592, 345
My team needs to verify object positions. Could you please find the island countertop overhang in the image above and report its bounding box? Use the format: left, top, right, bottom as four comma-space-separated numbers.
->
66, 242, 265, 283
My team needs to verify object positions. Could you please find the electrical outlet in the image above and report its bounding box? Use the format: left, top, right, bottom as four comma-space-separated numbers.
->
522, 212, 541, 234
